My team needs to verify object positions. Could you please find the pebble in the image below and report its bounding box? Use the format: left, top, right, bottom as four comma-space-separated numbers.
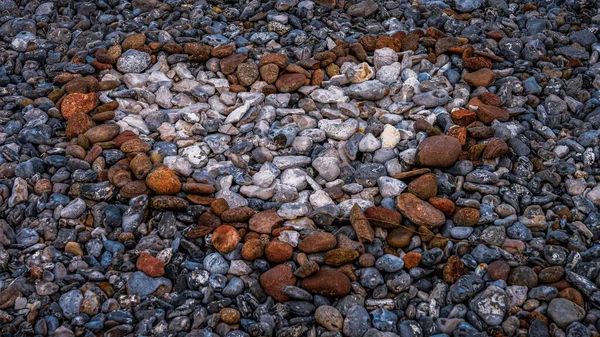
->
0, 1, 598, 335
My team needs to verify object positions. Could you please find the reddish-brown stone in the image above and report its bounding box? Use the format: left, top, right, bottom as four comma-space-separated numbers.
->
249, 210, 284, 234
265, 241, 294, 263
453, 207, 480, 226
298, 232, 337, 253
137, 252, 165, 277
396, 193, 446, 228
302, 269, 351, 297
259, 264, 297, 302
408, 173, 438, 200
212, 225, 241, 253
275, 73, 306, 93
415, 135, 462, 168
364, 207, 402, 228
146, 166, 181, 195
61, 93, 99, 120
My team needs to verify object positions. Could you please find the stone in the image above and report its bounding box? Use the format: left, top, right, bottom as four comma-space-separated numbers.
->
396, 193, 446, 227
146, 167, 181, 195
315, 305, 343, 331
66, 113, 95, 139
415, 135, 462, 167
350, 203, 375, 243
302, 269, 351, 297
298, 233, 337, 253
547, 298, 585, 327
136, 252, 165, 277
275, 73, 306, 92
61, 93, 99, 120
259, 264, 297, 302
265, 241, 294, 262
407, 173, 438, 200
476, 105, 510, 124
84, 124, 121, 143
464, 69, 496, 87
211, 225, 241, 253
249, 210, 283, 233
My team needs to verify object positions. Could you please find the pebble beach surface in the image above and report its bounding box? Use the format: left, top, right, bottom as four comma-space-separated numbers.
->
1, 0, 600, 336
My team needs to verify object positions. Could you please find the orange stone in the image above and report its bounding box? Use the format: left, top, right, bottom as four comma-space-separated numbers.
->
450, 109, 476, 127
403, 252, 422, 269
211, 225, 241, 253
65, 113, 95, 139
60, 93, 99, 120
136, 252, 165, 277
428, 197, 456, 216
145, 166, 181, 195
265, 240, 294, 263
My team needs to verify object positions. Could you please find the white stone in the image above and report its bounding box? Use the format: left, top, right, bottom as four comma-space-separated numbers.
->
381, 124, 400, 148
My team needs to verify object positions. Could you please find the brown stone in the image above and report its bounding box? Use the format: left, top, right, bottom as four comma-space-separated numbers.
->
363, 207, 402, 228
408, 173, 438, 200
508, 266, 538, 289
294, 260, 320, 278
84, 124, 121, 143
477, 104, 510, 124
324, 248, 359, 266
450, 109, 476, 126
60, 93, 99, 120
66, 113, 95, 139
107, 164, 132, 188
349, 43, 367, 61
359, 35, 377, 51
212, 43, 235, 58
415, 135, 462, 168
443, 255, 465, 284
558, 288, 584, 308
129, 153, 152, 179
65, 241, 84, 256
146, 166, 181, 195
0, 285, 22, 310
122, 33, 146, 51
375, 36, 402, 51
149, 196, 189, 210
387, 225, 415, 248
249, 210, 283, 234
259, 264, 296, 302
453, 207, 480, 226
464, 68, 496, 87
435, 37, 461, 55
260, 64, 279, 84
312, 69, 325, 86
463, 57, 493, 71
488, 260, 510, 281
211, 198, 230, 216
478, 92, 502, 106
120, 180, 150, 199
302, 269, 351, 297
258, 53, 290, 68
184, 43, 213, 62
212, 225, 241, 253
120, 138, 151, 153
396, 193, 446, 228
220, 308, 240, 324
34, 179, 52, 195
275, 73, 306, 92
447, 126, 466, 147
182, 183, 215, 195
221, 206, 256, 222
186, 195, 215, 205
242, 239, 264, 260
265, 241, 294, 263
350, 203, 374, 243
403, 252, 422, 269
298, 233, 337, 253
236, 62, 259, 87
92, 111, 115, 122
539, 266, 565, 284
137, 252, 165, 277
428, 197, 456, 216
162, 42, 183, 54
220, 54, 248, 75
401, 33, 420, 51
483, 137, 509, 159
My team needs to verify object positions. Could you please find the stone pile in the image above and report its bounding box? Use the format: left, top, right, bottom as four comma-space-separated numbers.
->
1, 0, 600, 337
